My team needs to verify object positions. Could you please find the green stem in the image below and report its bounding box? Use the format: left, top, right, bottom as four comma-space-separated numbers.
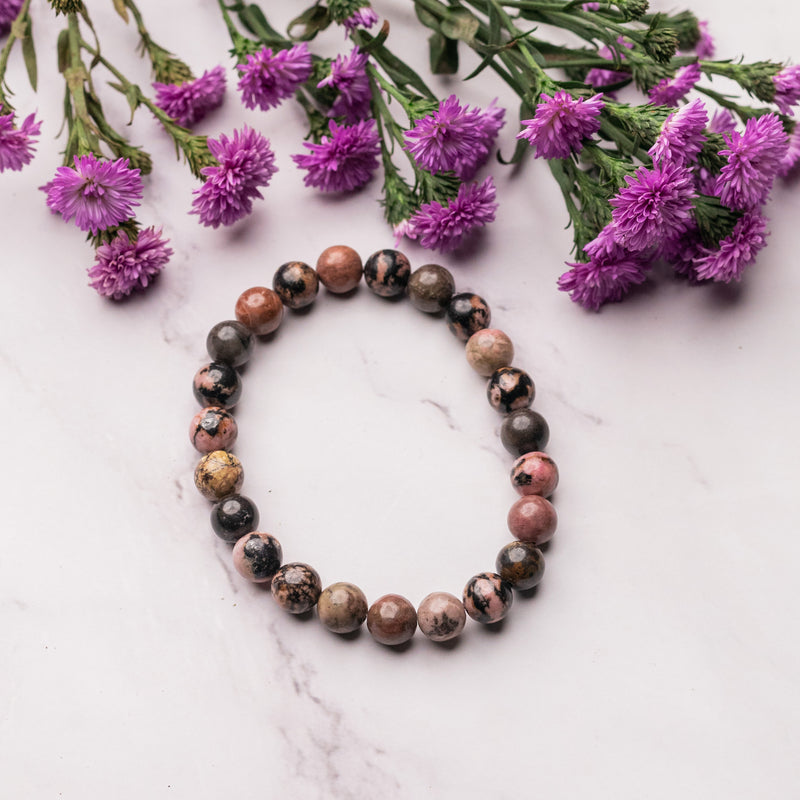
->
65, 12, 100, 155
0, 0, 33, 109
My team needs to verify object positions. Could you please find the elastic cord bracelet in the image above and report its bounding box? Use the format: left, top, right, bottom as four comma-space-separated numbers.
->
189, 246, 558, 646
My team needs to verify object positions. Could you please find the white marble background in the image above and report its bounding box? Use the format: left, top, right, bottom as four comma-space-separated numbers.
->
2, 0, 799, 797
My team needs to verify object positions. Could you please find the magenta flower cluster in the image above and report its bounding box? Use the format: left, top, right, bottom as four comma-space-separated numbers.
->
292, 119, 380, 193
558, 99, 795, 310
236, 43, 312, 111
0, 0, 22, 30
517, 91, 603, 159
153, 66, 226, 128
342, 7, 379, 32
44, 154, 143, 234
0, 108, 42, 172
88, 227, 173, 300
403, 95, 505, 180
317, 48, 372, 123
191, 126, 278, 228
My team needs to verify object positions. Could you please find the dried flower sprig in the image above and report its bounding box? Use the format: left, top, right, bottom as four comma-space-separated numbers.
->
217, 0, 799, 309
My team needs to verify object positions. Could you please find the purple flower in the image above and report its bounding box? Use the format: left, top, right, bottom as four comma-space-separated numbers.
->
648, 98, 707, 167
693, 211, 768, 282
586, 39, 633, 91
648, 62, 701, 107
0, 108, 42, 172
153, 66, 226, 128
517, 91, 604, 159
342, 7, 379, 31
236, 43, 312, 112
558, 224, 649, 310
318, 48, 372, 123
695, 21, 715, 59
0, 0, 22, 28
660, 225, 705, 280
778, 124, 800, 177
403, 95, 504, 179
291, 119, 380, 192
582, 2, 600, 9
773, 64, 800, 116
708, 108, 736, 135
715, 113, 789, 210
88, 227, 172, 300
191, 126, 278, 228
405, 176, 498, 253
610, 162, 696, 252
44, 154, 143, 234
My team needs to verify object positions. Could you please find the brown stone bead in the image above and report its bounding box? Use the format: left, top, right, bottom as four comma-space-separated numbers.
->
407, 264, 455, 313
273, 261, 319, 309
417, 592, 466, 642
316, 245, 363, 294
510, 452, 559, 497
194, 450, 244, 501
496, 541, 545, 590
507, 495, 558, 545
317, 582, 369, 634
466, 328, 514, 376
235, 286, 284, 336
367, 594, 417, 646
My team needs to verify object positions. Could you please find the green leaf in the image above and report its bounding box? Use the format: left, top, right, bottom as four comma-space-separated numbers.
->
111, 0, 129, 23
287, 4, 331, 42
238, 4, 288, 44
358, 21, 390, 54
497, 137, 530, 166
21, 17, 37, 91
414, 6, 439, 31
440, 9, 479, 44
428, 32, 458, 75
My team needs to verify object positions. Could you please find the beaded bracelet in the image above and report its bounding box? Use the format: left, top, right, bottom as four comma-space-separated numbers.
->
189, 246, 559, 646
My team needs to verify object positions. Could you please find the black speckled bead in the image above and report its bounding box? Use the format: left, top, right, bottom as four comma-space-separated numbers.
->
210, 494, 260, 543
193, 361, 242, 409
496, 541, 545, 590
446, 293, 491, 341
273, 261, 319, 309
364, 249, 411, 297
407, 264, 455, 313
232, 533, 283, 582
206, 320, 254, 367
487, 366, 535, 413
500, 409, 550, 456
271, 563, 322, 614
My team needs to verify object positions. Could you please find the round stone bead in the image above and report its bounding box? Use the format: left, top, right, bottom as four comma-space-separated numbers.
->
273, 261, 319, 309
510, 451, 558, 497
189, 406, 238, 454
193, 361, 242, 409
407, 264, 455, 313
465, 328, 514, 376
366, 594, 417, 645
446, 293, 491, 341
317, 582, 369, 634
508, 495, 558, 545
232, 532, 282, 582
500, 409, 550, 457
206, 320, 254, 367
316, 245, 363, 294
496, 541, 545, 590
363, 249, 411, 297
210, 494, 259, 543
487, 366, 535, 413
235, 286, 284, 336
463, 573, 513, 624
271, 563, 322, 614
417, 592, 466, 642
194, 450, 244, 501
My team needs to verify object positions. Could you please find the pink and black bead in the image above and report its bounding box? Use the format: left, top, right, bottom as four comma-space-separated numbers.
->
193, 361, 242, 409
363, 249, 411, 297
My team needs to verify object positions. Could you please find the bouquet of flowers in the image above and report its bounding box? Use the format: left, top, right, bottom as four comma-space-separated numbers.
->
1, 0, 797, 308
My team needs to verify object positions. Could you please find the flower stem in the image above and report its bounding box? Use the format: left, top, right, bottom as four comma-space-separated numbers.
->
0, 0, 33, 110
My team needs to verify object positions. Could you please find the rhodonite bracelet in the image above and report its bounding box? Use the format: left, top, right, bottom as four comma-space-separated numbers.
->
189, 245, 559, 646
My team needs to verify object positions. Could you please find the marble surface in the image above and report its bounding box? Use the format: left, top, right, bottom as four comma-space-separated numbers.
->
2, 1, 800, 797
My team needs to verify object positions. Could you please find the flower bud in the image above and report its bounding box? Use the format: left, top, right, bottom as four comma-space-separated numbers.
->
49, 0, 84, 14
643, 28, 679, 65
